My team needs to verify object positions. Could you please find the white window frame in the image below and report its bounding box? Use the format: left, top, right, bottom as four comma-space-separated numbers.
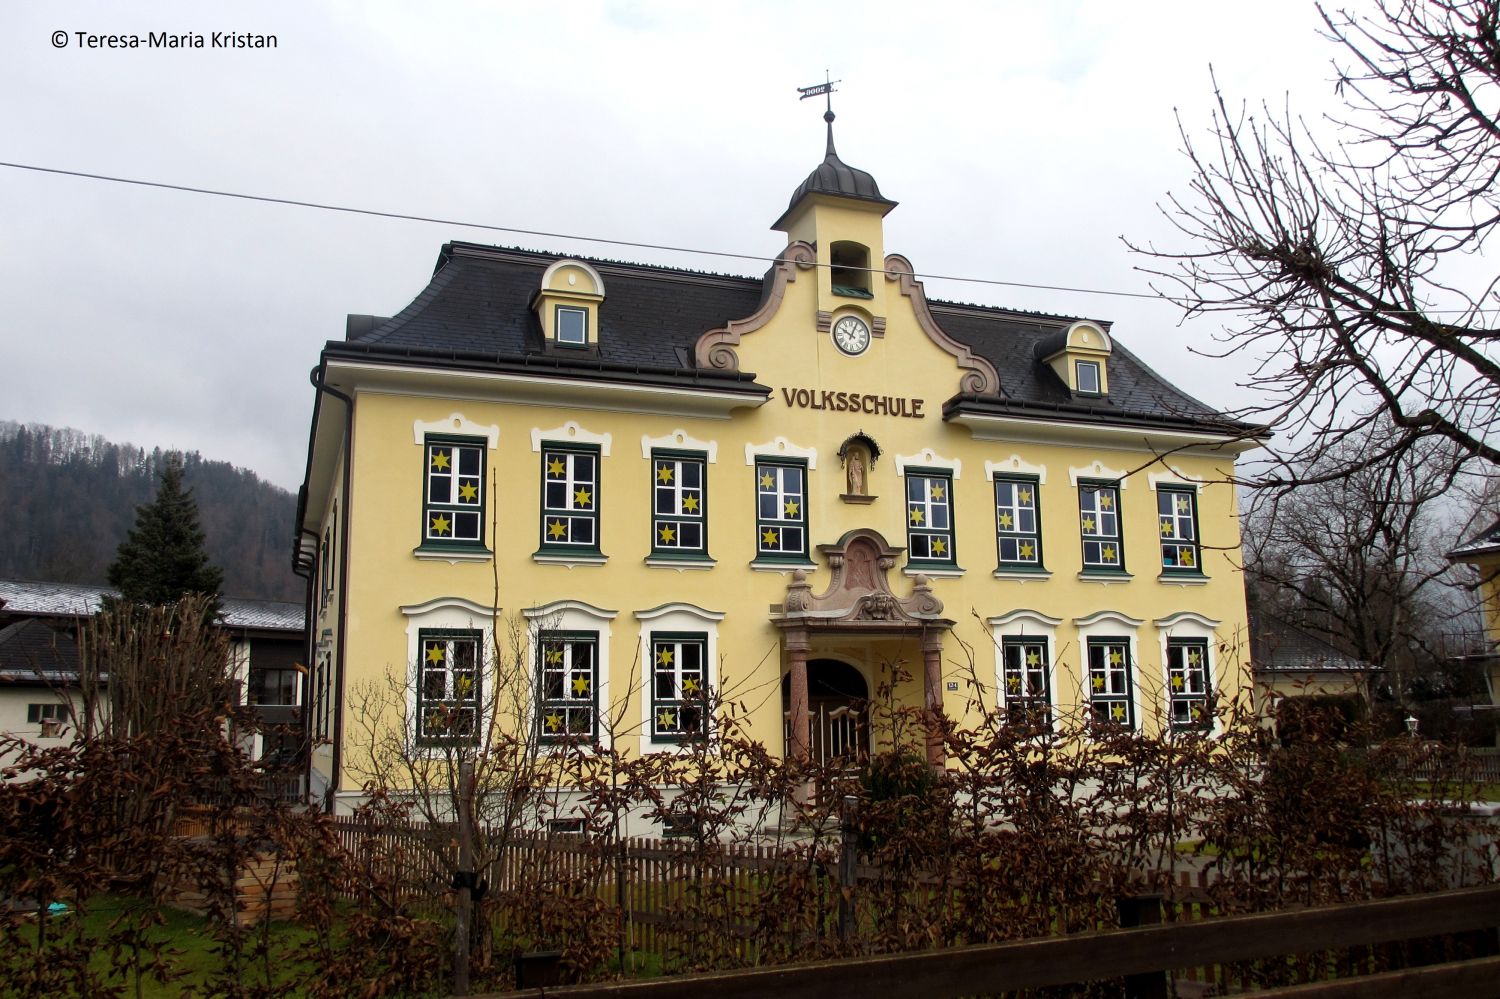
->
634, 602, 724, 755
987, 610, 1061, 733
523, 600, 618, 751
399, 597, 498, 754
556, 305, 589, 346
1154, 611, 1222, 735
1073, 610, 1144, 732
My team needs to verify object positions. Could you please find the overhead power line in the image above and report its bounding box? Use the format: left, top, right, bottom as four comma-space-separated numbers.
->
0, 159, 1491, 316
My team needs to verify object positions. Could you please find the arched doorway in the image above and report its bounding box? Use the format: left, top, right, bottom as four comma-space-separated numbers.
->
783, 659, 870, 765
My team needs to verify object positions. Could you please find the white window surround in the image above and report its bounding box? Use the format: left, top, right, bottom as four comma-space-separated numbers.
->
985, 456, 1046, 484
1065, 320, 1113, 352
399, 597, 500, 753
1147, 468, 1206, 492
894, 448, 961, 478
633, 602, 725, 755
523, 600, 618, 750
1069, 461, 1129, 487
1152, 612, 1222, 733
541, 258, 606, 296
744, 437, 817, 468
642, 430, 719, 462
987, 610, 1062, 725
1073, 610, 1145, 730
531, 422, 612, 455
412, 414, 499, 448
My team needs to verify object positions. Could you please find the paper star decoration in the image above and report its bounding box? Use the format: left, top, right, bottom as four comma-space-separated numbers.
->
545, 648, 563, 665
1006, 676, 1020, 692
998, 512, 1014, 529
1082, 516, 1096, 532
430, 514, 451, 536
681, 677, 699, 694
930, 483, 945, 500
784, 500, 799, 517
547, 520, 567, 539
657, 465, 674, 483
910, 508, 925, 525
1026, 651, 1041, 667
682, 495, 699, 512
1109, 650, 1123, 666
1092, 675, 1105, 690
658, 525, 676, 544
761, 528, 779, 547
1018, 542, 1034, 559
1110, 703, 1125, 721
1181, 550, 1195, 566
759, 471, 774, 489
430, 451, 450, 471
1171, 675, 1184, 690
457, 675, 473, 695
425, 645, 445, 664
545, 713, 562, 731
571, 676, 590, 696
573, 487, 592, 508
1161, 520, 1175, 536
931, 538, 947, 555
1100, 493, 1113, 510
1101, 545, 1117, 561
547, 457, 565, 477
1176, 496, 1190, 512
656, 647, 673, 666
458, 482, 478, 502
658, 710, 675, 729
1188, 650, 1201, 665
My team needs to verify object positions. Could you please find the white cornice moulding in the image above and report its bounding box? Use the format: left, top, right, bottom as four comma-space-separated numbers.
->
634, 602, 726, 623
987, 609, 1063, 631
641, 430, 719, 462
531, 421, 612, 455
948, 412, 1263, 457
744, 437, 817, 468
399, 596, 498, 618
1153, 611, 1222, 631
985, 455, 1046, 483
1069, 461, 1130, 487
1073, 610, 1146, 629
894, 448, 961, 478
522, 599, 618, 621
1147, 468, 1206, 491
412, 414, 500, 448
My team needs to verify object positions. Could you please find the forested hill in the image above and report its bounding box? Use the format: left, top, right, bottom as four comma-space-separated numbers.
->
0, 422, 302, 601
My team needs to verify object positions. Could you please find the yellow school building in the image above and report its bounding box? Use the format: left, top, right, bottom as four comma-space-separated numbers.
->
295, 121, 1262, 816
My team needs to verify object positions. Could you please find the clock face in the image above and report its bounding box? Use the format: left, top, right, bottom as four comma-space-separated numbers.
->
832, 315, 871, 356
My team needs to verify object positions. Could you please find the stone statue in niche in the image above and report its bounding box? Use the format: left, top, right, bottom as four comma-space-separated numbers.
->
846, 447, 867, 497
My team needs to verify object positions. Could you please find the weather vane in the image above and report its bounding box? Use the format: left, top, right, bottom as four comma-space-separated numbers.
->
797, 70, 840, 122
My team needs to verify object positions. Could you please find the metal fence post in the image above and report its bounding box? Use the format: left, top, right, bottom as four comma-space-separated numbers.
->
839, 794, 859, 945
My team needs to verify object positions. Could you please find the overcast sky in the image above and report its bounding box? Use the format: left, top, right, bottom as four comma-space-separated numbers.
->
2, 0, 1342, 491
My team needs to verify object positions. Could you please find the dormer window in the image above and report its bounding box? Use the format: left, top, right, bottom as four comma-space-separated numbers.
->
1075, 360, 1101, 395
830, 241, 872, 298
556, 307, 588, 347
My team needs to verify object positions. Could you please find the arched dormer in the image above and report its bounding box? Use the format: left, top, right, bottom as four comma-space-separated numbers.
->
1037, 321, 1113, 398
535, 259, 606, 351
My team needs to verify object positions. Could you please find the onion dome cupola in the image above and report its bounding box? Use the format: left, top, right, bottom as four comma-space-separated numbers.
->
772, 110, 896, 316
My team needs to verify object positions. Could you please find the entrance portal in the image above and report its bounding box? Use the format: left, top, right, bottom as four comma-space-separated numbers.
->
782, 659, 869, 765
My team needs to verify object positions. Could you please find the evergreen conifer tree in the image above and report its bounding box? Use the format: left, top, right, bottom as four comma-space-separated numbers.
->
107, 456, 224, 616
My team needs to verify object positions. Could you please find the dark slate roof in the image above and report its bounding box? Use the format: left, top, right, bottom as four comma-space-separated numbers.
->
0, 618, 81, 681
1250, 612, 1373, 674
1450, 517, 1500, 560
0, 580, 303, 634
330, 241, 1257, 437
776, 122, 897, 222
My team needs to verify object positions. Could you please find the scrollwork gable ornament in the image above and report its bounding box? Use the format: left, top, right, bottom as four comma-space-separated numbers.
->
884, 254, 1001, 397
695, 241, 817, 372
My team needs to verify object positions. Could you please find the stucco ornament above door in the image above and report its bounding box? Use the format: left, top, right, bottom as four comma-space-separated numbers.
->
775, 529, 945, 627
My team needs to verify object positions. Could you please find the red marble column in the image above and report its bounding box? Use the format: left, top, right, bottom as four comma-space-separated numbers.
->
922, 629, 945, 772
785, 629, 811, 766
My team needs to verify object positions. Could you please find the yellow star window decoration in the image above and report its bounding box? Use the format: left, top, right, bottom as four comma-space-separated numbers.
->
457, 675, 473, 695
1187, 650, 1201, 665
545, 648, 563, 665
1092, 675, 1105, 691
1017, 489, 1032, 504
1026, 651, 1041, 667
425, 645, 445, 664
998, 512, 1014, 529
458, 482, 478, 502
1100, 493, 1113, 510
573, 487, 591, 508
1006, 676, 1020, 692
784, 500, 799, 517
430, 514, 451, 536
658, 710, 675, 729
658, 525, 676, 544
759, 471, 774, 489
910, 508, 925, 525
682, 495, 699, 513
547, 457, 565, 477
1101, 545, 1117, 561
1110, 703, 1125, 721
1171, 675, 1184, 690
681, 677, 699, 694
571, 676, 590, 696
1176, 496, 1190, 512
1082, 516, 1096, 532
930, 483, 945, 500
1018, 542, 1035, 559
426, 710, 445, 731
1109, 650, 1123, 666
430, 451, 450, 471
544, 713, 562, 731
656, 647, 673, 666
1181, 550, 1195, 566
657, 465, 674, 483
547, 520, 567, 540
931, 538, 947, 555
761, 528, 779, 547
1161, 520, 1174, 536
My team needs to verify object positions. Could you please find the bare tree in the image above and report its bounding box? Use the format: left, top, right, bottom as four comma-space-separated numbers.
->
1133, 0, 1500, 488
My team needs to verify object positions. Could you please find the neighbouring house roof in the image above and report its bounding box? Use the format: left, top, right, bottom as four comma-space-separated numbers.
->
0, 579, 303, 634
1250, 612, 1374, 675
0, 618, 82, 685
1449, 516, 1500, 561
327, 241, 1260, 440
